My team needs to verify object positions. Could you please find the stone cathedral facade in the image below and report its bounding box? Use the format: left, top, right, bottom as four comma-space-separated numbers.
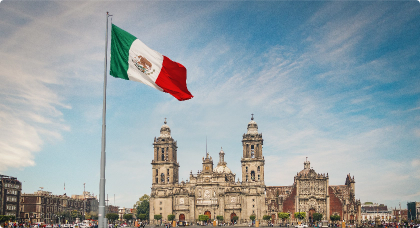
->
149, 117, 361, 224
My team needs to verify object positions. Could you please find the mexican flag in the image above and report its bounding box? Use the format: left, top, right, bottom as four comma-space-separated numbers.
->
110, 24, 193, 101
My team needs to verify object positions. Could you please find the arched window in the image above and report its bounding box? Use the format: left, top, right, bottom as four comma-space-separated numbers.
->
167, 177, 170, 183
251, 145, 255, 158
258, 175, 260, 181
251, 171, 255, 181
246, 175, 248, 182
161, 173, 165, 183
257, 166, 260, 172
161, 148, 165, 161
246, 167, 248, 173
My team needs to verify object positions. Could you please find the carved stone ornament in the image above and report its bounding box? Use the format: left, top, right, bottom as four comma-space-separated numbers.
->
204, 190, 211, 199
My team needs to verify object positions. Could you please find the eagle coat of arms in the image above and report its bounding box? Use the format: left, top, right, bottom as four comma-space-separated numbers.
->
132, 55, 155, 75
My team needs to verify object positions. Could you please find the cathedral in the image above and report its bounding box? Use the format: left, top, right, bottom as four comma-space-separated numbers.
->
149, 116, 361, 224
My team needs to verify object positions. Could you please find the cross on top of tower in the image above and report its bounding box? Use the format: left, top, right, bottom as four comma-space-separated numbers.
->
164, 118, 167, 124
251, 113, 254, 120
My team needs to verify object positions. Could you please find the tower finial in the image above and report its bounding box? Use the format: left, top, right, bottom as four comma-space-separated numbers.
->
164, 117, 167, 124
251, 113, 254, 120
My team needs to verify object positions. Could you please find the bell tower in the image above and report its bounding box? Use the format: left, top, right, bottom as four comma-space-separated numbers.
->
241, 114, 265, 184
151, 119, 179, 185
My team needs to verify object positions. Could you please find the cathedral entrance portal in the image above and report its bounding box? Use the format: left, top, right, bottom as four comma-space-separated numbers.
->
231, 213, 237, 223
271, 214, 276, 224
179, 214, 185, 221
205, 211, 211, 220
309, 209, 316, 223
350, 215, 355, 224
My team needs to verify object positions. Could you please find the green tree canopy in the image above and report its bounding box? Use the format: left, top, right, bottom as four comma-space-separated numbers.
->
106, 213, 119, 223
330, 214, 340, 222
294, 212, 306, 220
263, 215, 271, 224
250, 215, 256, 221
136, 195, 150, 222
154, 214, 162, 221
71, 210, 80, 219
90, 211, 98, 220
0, 215, 11, 225
85, 212, 92, 220
313, 213, 323, 222
123, 214, 133, 220
56, 211, 71, 220
198, 215, 209, 222
168, 215, 175, 221
134, 194, 150, 208
278, 212, 290, 221
232, 216, 239, 222
216, 216, 223, 221
138, 214, 147, 221
84, 212, 98, 220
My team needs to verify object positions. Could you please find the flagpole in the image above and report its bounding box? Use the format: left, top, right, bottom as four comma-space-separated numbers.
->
99, 11, 111, 228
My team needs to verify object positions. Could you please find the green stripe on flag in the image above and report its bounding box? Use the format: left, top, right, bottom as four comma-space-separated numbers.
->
110, 24, 137, 80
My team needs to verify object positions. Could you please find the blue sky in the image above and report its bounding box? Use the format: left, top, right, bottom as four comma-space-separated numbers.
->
0, 1, 419, 209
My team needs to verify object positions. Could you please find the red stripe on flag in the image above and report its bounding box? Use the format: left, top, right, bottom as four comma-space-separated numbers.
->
155, 56, 193, 101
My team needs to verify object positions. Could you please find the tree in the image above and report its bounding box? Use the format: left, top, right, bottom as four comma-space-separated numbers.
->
250, 215, 256, 222
71, 210, 80, 220
123, 214, 133, 221
85, 212, 92, 220
263, 215, 271, 225
294, 212, 306, 221
216, 216, 223, 222
85, 212, 98, 220
55, 211, 70, 223
90, 211, 98, 220
232, 216, 239, 223
106, 213, 119, 224
313, 213, 323, 222
168, 215, 175, 221
154, 214, 162, 224
134, 194, 150, 210
330, 214, 340, 224
278, 212, 290, 224
0, 215, 10, 227
135, 195, 150, 222
198, 215, 209, 222
138, 214, 147, 221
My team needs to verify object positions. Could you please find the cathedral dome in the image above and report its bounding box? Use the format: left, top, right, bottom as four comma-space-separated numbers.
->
215, 147, 231, 174
214, 165, 232, 174
247, 114, 258, 135
160, 119, 171, 138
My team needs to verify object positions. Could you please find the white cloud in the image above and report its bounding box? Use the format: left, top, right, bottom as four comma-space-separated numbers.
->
412, 159, 420, 167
